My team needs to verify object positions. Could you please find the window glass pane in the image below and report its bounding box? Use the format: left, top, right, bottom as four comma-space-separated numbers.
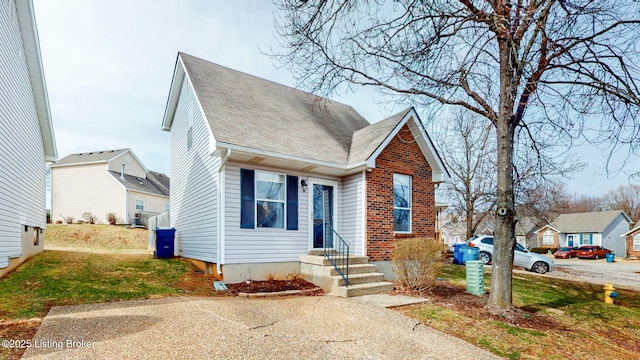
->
634, 234, 640, 251
394, 209, 410, 232
393, 174, 411, 208
256, 172, 284, 201
257, 201, 284, 228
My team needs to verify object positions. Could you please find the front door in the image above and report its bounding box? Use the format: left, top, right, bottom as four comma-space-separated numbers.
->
311, 180, 336, 251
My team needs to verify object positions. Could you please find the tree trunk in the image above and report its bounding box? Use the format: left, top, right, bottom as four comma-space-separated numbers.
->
488, 32, 517, 313
488, 115, 516, 312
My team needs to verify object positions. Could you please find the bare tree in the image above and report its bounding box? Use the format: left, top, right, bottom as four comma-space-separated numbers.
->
273, 0, 640, 313
600, 185, 640, 222
429, 111, 497, 239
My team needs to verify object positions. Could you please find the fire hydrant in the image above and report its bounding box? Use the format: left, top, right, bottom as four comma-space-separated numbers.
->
604, 283, 618, 304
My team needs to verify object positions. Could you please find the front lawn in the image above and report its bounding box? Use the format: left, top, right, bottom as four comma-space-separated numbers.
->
396, 264, 640, 359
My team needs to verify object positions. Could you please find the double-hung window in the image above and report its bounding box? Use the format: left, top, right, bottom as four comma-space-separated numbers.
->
633, 234, 640, 252
135, 199, 145, 211
255, 171, 285, 228
542, 230, 554, 245
240, 169, 298, 230
393, 173, 411, 233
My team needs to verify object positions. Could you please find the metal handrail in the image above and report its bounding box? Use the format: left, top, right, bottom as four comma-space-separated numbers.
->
323, 223, 349, 287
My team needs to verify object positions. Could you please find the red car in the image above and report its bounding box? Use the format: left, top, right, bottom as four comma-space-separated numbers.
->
554, 247, 579, 259
575, 245, 611, 259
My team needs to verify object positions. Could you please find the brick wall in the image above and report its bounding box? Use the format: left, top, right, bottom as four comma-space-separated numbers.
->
626, 229, 640, 258
365, 124, 435, 261
537, 228, 559, 248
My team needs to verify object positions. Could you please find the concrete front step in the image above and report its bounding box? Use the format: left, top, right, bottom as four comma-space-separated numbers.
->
327, 263, 376, 277
331, 282, 395, 298
299, 255, 370, 266
332, 272, 385, 287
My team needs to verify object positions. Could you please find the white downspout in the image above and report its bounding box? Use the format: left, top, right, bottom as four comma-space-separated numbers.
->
216, 149, 231, 276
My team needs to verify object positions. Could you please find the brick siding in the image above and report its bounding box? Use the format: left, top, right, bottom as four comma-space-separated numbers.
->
365, 124, 435, 261
626, 228, 640, 258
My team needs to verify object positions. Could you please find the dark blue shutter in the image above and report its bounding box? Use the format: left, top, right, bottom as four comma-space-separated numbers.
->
286, 175, 298, 230
240, 169, 255, 229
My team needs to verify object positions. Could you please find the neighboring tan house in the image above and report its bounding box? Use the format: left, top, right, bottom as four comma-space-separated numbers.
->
0, 0, 57, 277
516, 217, 547, 248
161, 53, 449, 285
50, 149, 169, 225
622, 219, 640, 259
534, 210, 633, 256
440, 220, 467, 247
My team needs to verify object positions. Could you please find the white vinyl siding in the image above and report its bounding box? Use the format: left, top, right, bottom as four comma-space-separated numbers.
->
169, 78, 219, 262
225, 163, 309, 264
0, 1, 47, 264
107, 152, 146, 178
51, 164, 125, 223
340, 172, 365, 256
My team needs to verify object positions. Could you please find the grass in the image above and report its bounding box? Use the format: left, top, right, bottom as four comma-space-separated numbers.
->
44, 224, 148, 251
0, 251, 191, 320
399, 264, 640, 359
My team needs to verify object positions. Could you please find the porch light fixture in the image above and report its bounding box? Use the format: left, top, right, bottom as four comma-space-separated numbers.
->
301, 178, 308, 192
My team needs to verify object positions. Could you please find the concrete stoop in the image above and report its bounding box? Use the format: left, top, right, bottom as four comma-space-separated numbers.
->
299, 255, 394, 297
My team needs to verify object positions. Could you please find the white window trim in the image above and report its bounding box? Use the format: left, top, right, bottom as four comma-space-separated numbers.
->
255, 170, 286, 229
308, 178, 339, 251
393, 173, 412, 234
135, 199, 145, 211
542, 230, 554, 245
633, 234, 640, 252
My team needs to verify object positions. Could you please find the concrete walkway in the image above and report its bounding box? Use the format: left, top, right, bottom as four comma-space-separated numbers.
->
24, 296, 499, 359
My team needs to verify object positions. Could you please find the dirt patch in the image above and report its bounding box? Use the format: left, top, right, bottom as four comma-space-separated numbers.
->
0, 318, 41, 360
390, 281, 565, 332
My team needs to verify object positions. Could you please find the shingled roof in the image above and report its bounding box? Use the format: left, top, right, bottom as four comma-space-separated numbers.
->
107, 171, 170, 197
54, 149, 130, 166
162, 53, 448, 181
550, 210, 630, 233
178, 53, 370, 165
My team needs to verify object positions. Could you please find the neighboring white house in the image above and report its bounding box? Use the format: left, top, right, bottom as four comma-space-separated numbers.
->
161, 53, 449, 284
0, 0, 57, 277
50, 149, 170, 225
535, 210, 633, 256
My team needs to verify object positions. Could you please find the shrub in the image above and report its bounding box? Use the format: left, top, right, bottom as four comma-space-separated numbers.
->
530, 247, 558, 254
105, 212, 117, 225
391, 237, 444, 291
60, 214, 74, 224
82, 212, 97, 224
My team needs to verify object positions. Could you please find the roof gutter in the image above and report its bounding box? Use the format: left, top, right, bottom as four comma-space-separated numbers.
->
216, 149, 231, 277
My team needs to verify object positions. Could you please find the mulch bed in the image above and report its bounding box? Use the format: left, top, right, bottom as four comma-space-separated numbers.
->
389, 280, 566, 332
226, 278, 321, 295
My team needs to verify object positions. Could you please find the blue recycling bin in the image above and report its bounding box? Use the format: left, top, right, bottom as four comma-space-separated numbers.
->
606, 253, 615, 263
462, 246, 479, 264
453, 243, 467, 265
155, 228, 176, 259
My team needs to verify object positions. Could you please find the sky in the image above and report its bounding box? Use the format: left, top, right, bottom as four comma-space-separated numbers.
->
32, 0, 638, 199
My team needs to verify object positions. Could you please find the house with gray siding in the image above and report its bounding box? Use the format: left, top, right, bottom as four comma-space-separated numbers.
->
535, 210, 633, 256
0, 0, 57, 277
161, 53, 449, 292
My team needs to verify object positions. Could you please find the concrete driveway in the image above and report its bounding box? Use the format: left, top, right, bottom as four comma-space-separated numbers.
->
23, 296, 498, 360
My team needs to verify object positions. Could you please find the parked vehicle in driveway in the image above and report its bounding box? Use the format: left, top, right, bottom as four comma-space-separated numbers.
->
554, 247, 579, 259
575, 245, 611, 259
467, 235, 555, 274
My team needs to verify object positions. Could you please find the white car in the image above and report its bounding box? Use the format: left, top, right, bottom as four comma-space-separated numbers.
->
468, 235, 555, 274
